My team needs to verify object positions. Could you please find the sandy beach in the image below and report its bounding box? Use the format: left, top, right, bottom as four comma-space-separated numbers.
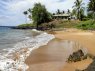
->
54, 29, 95, 56
25, 28, 95, 71
25, 39, 73, 71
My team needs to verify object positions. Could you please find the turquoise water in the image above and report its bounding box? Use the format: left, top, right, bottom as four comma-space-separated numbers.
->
0, 27, 32, 49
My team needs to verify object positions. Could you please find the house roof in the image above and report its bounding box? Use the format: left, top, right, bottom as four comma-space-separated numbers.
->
53, 14, 70, 17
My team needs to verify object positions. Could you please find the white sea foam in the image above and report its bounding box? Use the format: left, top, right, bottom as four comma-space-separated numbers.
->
0, 29, 55, 71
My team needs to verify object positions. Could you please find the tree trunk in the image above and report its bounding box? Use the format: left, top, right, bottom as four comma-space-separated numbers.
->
77, 9, 80, 20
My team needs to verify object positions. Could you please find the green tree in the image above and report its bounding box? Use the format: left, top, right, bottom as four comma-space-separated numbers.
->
29, 3, 52, 29
23, 11, 28, 24
72, 0, 85, 21
88, 0, 95, 20
80, 8, 85, 21
87, 12, 93, 19
71, 9, 77, 16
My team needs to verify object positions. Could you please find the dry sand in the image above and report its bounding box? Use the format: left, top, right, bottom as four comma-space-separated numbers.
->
54, 29, 95, 55
25, 28, 95, 71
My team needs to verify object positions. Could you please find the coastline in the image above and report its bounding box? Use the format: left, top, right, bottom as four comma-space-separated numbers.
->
0, 29, 55, 71
25, 39, 73, 71
54, 29, 95, 56
25, 28, 95, 71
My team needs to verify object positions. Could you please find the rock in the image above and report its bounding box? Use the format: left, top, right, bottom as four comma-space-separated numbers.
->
68, 49, 87, 62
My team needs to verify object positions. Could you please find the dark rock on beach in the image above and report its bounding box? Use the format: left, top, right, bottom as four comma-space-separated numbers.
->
68, 49, 87, 62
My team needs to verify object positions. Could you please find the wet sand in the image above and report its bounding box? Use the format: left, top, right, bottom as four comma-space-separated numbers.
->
25, 39, 73, 71
25, 29, 95, 71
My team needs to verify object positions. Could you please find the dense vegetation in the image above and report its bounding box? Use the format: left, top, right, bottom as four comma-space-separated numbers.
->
76, 20, 95, 30
88, 0, 95, 20
72, 0, 85, 21
17, 23, 35, 29
17, 0, 95, 30
48, 20, 80, 29
23, 3, 52, 30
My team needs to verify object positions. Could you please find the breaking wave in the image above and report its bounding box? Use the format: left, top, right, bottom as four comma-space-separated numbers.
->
0, 29, 55, 71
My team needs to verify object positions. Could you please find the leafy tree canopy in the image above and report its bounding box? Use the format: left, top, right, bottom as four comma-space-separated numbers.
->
72, 0, 85, 21
88, 0, 95, 12
29, 3, 52, 29
88, 0, 95, 20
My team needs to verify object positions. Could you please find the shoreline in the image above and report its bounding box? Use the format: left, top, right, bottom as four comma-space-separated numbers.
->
0, 30, 55, 71
25, 39, 73, 71
54, 29, 95, 55
25, 28, 95, 71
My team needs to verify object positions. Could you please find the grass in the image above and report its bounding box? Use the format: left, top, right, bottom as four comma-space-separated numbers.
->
47, 19, 95, 31
76, 20, 95, 30
17, 19, 95, 30
48, 20, 80, 29
17, 23, 36, 29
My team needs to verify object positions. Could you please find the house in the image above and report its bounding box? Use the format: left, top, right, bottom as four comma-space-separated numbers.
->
53, 13, 70, 20
53, 13, 77, 20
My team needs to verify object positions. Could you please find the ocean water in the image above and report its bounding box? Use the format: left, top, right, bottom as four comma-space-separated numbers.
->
0, 27, 88, 71
0, 27, 32, 50
0, 26, 55, 71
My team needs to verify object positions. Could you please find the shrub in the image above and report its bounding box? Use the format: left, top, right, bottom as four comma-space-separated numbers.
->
76, 20, 95, 30
17, 23, 35, 29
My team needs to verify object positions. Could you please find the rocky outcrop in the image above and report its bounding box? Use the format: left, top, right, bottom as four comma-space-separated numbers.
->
81, 55, 95, 71
68, 49, 95, 71
68, 49, 87, 62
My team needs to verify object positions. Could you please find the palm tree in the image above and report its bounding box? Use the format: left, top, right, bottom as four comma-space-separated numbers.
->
23, 11, 28, 24
80, 8, 84, 21
57, 9, 61, 14
28, 9, 33, 22
53, 13, 55, 15
72, 9, 77, 16
63, 10, 65, 14
72, 0, 85, 20
88, 0, 95, 20
67, 9, 71, 15
28, 15, 32, 22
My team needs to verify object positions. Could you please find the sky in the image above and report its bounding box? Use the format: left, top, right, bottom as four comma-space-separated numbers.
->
0, 0, 89, 26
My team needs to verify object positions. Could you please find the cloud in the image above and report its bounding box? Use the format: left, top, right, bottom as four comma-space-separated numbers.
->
0, 0, 89, 26
8, 0, 75, 13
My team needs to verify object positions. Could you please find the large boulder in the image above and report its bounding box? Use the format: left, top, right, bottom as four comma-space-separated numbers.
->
68, 49, 87, 62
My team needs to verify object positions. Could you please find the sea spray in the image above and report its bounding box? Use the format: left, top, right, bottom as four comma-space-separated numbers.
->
0, 29, 55, 71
